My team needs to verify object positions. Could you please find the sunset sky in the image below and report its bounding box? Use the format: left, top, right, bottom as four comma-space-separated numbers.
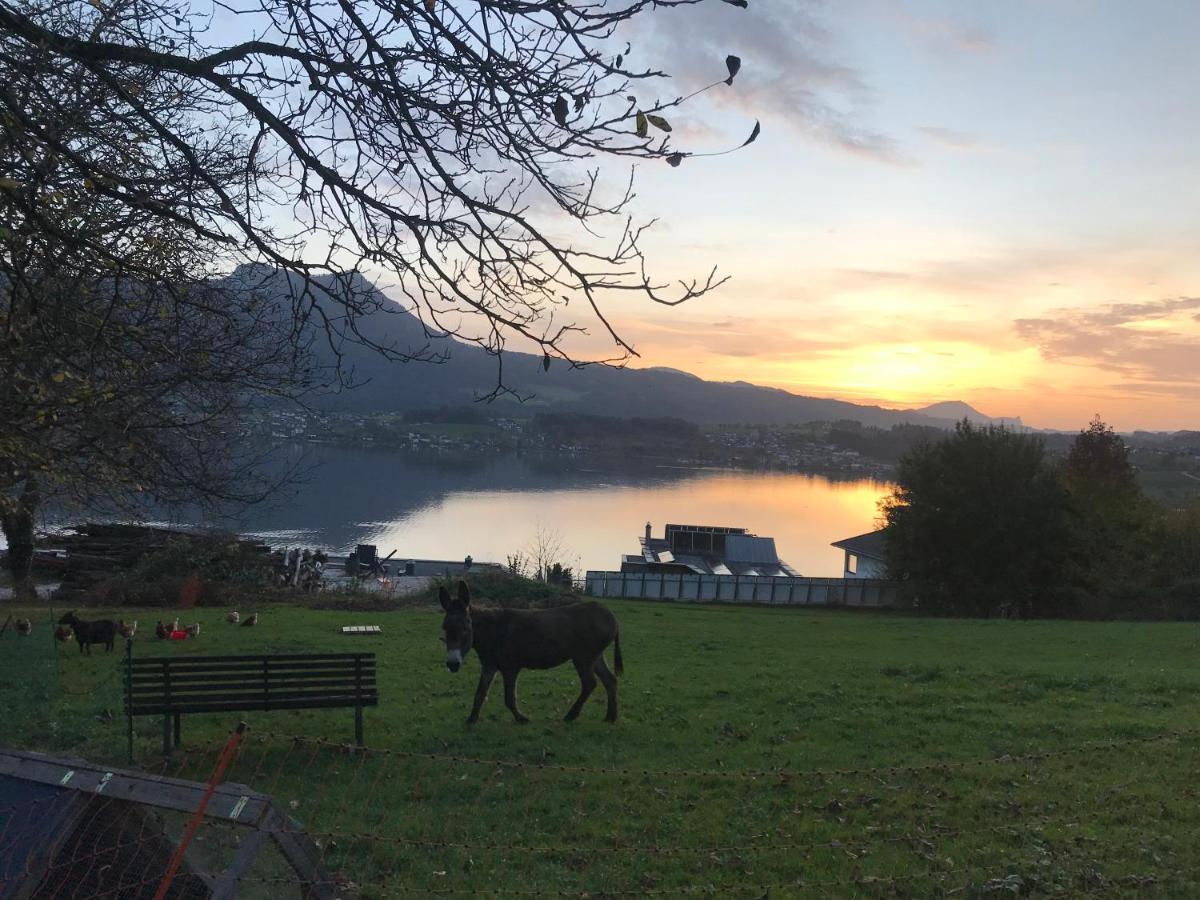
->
584, 0, 1200, 431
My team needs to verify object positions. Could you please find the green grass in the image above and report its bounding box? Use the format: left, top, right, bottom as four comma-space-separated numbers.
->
3, 601, 1200, 897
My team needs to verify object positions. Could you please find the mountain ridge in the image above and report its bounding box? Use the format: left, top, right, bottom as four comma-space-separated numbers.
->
257, 269, 1022, 430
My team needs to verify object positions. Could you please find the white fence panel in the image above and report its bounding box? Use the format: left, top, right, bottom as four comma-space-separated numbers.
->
582, 571, 900, 608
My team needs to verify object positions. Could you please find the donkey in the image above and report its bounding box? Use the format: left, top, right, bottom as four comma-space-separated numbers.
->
58, 611, 118, 655
439, 581, 623, 725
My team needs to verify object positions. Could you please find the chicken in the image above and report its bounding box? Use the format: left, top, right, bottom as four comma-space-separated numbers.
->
226, 610, 240, 624
155, 621, 169, 639
55, 625, 73, 642
240, 613, 258, 627
117, 619, 138, 639
185, 622, 201, 638
15, 618, 32, 636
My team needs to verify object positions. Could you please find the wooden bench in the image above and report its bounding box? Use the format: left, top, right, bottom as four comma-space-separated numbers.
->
125, 653, 377, 756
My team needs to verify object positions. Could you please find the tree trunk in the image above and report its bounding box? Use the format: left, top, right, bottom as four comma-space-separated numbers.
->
1, 479, 38, 597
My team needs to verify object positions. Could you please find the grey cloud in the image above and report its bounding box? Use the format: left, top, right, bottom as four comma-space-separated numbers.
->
1014, 297, 1200, 384
638, 0, 904, 164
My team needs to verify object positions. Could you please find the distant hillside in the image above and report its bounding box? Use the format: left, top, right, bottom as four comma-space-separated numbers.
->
260, 269, 1020, 429
912, 401, 1024, 430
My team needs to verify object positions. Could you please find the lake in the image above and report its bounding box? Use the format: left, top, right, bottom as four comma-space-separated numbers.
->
213, 445, 892, 577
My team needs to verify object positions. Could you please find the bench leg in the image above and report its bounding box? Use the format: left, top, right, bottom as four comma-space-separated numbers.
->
163, 714, 172, 757
174, 713, 181, 748
354, 705, 364, 747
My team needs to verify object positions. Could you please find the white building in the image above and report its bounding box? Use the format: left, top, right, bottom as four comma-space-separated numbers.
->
830, 529, 888, 579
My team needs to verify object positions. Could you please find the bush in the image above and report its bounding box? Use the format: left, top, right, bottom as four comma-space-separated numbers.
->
130, 534, 274, 585
423, 570, 578, 610
883, 421, 1071, 618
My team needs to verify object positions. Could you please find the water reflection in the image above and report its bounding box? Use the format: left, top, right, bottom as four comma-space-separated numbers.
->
212, 445, 891, 577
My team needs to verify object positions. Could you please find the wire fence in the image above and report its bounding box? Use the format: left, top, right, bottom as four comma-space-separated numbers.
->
240, 725, 1197, 782
144, 724, 1200, 897
0, 609, 127, 756
3, 623, 1199, 897
0, 609, 61, 744
3, 720, 1198, 897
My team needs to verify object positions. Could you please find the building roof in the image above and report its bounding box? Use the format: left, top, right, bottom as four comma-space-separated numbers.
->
628, 523, 800, 577
724, 534, 779, 565
830, 528, 889, 560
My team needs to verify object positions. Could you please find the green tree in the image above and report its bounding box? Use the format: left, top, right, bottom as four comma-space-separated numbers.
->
1, 0, 755, 391
1, 5, 316, 595
1062, 415, 1138, 494
1157, 498, 1200, 618
882, 421, 1072, 618
1060, 416, 1159, 612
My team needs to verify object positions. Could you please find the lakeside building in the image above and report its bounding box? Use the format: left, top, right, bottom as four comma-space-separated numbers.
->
619, 523, 800, 577
830, 528, 888, 579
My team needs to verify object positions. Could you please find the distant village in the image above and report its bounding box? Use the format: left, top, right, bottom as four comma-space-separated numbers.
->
246, 407, 1200, 494
246, 408, 897, 477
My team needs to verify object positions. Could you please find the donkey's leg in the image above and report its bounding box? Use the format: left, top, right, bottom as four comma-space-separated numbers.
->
502, 670, 530, 724
466, 666, 498, 726
563, 658, 597, 722
593, 656, 619, 723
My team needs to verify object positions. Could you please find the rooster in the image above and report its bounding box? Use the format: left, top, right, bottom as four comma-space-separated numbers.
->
117, 619, 138, 639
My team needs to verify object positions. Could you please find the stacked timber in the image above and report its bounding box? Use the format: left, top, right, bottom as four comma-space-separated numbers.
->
37, 523, 273, 605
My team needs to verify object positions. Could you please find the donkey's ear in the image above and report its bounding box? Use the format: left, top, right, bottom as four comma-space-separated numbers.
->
438, 586, 452, 610
457, 580, 471, 608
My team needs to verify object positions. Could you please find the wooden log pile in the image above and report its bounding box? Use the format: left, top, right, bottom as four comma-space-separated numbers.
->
36, 523, 274, 605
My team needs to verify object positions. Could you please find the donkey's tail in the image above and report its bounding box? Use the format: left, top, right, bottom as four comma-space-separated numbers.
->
613, 630, 624, 676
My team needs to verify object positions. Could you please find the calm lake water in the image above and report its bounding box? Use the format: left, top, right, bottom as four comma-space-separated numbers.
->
212, 445, 892, 577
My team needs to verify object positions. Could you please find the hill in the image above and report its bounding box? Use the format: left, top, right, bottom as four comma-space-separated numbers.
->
913, 401, 1025, 430
259, 269, 1018, 429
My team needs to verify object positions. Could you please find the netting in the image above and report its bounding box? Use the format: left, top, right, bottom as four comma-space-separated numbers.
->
0, 737, 304, 900
3, 633, 1199, 900
152, 724, 1200, 897
0, 609, 127, 756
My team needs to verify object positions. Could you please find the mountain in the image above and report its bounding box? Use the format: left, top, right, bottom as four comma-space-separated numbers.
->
912, 401, 1025, 430
256, 269, 1020, 429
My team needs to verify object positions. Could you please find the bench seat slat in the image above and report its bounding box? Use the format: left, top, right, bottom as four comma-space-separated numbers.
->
130, 687, 380, 706
126, 657, 369, 672
129, 694, 379, 716
126, 672, 369, 691
126, 672, 374, 686
128, 681, 377, 703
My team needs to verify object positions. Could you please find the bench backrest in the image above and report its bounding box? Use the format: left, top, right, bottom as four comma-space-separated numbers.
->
126, 653, 377, 716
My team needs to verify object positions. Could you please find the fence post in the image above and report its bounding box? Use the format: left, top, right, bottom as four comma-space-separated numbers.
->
125, 639, 134, 764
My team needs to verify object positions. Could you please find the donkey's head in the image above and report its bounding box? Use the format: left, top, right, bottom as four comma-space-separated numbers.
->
439, 581, 473, 673
58, 610, 78, 627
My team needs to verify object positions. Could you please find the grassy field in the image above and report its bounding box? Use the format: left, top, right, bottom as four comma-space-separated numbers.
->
2, 599, 1199, 897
